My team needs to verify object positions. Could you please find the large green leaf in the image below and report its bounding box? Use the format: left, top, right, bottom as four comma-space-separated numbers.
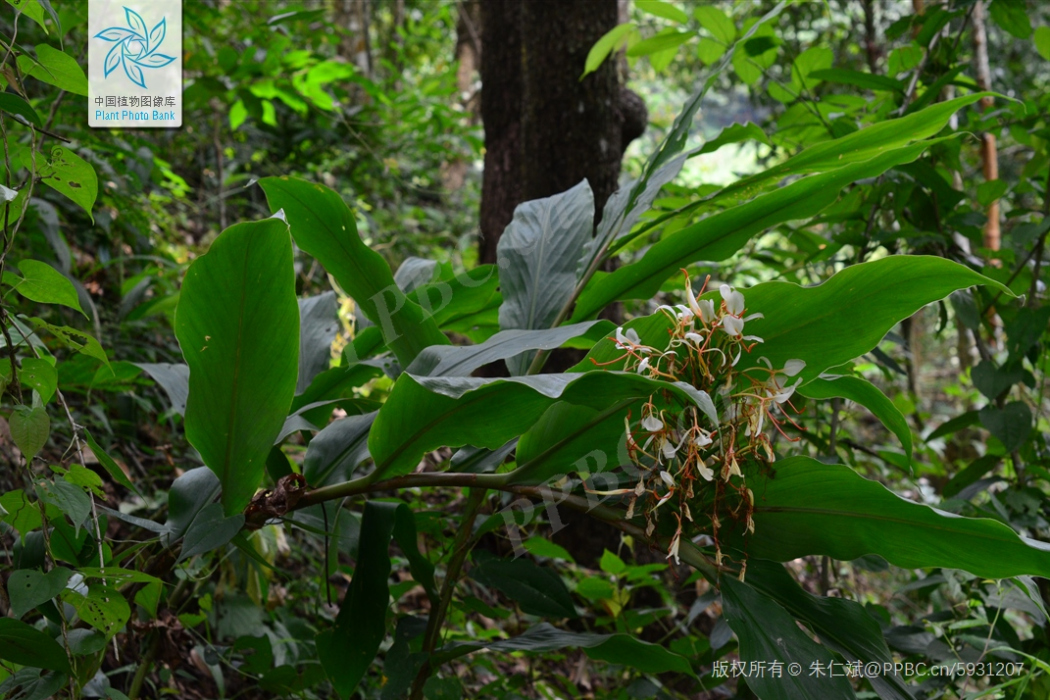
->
259, 177, 448, 365
162, 467, 221, 545
747, 560, 915, 700
798, 375, 912, 462
297, 292, 338, 394
303, 412, 376, 487
316, 501, 396, 698
508, 401, 632, 486
406, 322, 608, 377
717, 93, 989, 204
733, 456, 1050, 578
497, 180, 594, 373
0, 618, 70, 673
578, 5, 785, 277
721, 576, 855, 700
571, 137, 959, 320
175, 218, 300, 515
607, 97, 992, 261
734, 256, 1013, 383
369, 372, 716, 480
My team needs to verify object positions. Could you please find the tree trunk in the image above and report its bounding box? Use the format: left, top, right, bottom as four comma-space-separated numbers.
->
478, 0, 645, 263
477, 0, 646, 564
519, 0, 622, 210
478, 0, 524, 265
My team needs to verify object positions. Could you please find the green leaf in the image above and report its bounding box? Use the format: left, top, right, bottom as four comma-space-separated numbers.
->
977, 179, 1008, 206
8, 568, 72, 619
731, 22, 777, 84
316, 501, 399, 699
979, 402, 1032, 452
791, 46, 833, 90
747, 560, 913, 700
586, 122, 768, 274
572, 138, 960, 320
808, 68, 904, 92
162, 467, 221, 545
636, 0, 688, 24
83, 429, 137, 493
303, 412, 376, 487
36, 478, 91, 534
971, 359, 1024, 400
176, 217, 300, 515
721, 576, 856, 700
12, 260, 84, 314
497, 181, 594, 373
735, 256, 1013, 383
626, 29, 692, 58
1035, 26, 1050, 61
10, 405, 50, 461
178, 502, 245, 561
587, 5, 784, 289
732, 456, 1050, 579
369, 372, 716, 480
407, 322, 607, 377
19, 357, 57, 404
943, 455, 1000, 499
440, 622, 693, 676
18, 44, 87, 95
135, 580, 162, 619
0, 489, 43, 537
798, 375, 912, 461
0, 618, 70, 673
64, 585, 130, 640
64, 465, 102, 495
509, 401, 631, 485
6, 0, 49, 33
719, 94, 989, 205
693, 6, 736, 45
135, 362, 189, 415
989, 0, 1031, 39
582, 23, 635, 78
259, 176, 448, 366
28, 321, 110, 372
297, 292, 338, 394
470, 554, 577, 618
0, 92, 43, 127
229, 99, 248, 130
40, 146, 98, 221
696, 37, 726, 64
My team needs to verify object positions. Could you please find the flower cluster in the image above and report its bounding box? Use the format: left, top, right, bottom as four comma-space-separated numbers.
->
602, 275, 805, 572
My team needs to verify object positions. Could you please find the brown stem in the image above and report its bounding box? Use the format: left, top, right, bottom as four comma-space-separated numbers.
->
409, 488, 487, 699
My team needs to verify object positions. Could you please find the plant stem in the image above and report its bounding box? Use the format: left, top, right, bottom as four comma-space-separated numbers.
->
296, 470, 509, 509
409, 487, 486, 699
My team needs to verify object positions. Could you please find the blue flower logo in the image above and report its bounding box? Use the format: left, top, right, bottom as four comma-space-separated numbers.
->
94, 7, 176, 89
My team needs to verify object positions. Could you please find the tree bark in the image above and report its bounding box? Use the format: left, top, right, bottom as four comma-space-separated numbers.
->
478, 0, 645, 263
478, 0, 524, 265
519, 0, 622, 209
